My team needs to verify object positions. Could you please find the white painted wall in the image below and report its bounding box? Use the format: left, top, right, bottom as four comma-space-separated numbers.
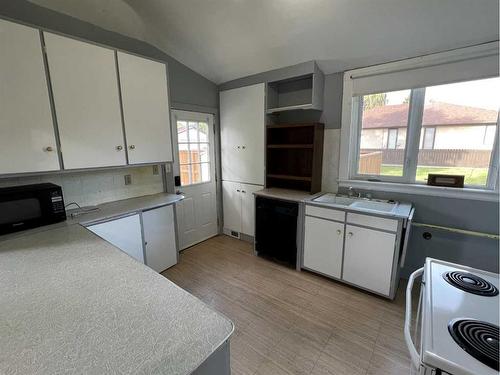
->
0, 166, 164, 207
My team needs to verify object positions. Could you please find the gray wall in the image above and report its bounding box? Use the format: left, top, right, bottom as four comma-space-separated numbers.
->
220, 62, 499, 277
0, 0, 218, 112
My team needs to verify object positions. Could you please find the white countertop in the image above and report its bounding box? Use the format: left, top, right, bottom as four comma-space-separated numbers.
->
0, 194, 234, 374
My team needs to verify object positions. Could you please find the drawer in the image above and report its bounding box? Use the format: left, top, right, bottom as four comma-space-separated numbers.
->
347, 212, 398, 232
305, 205, 345, 222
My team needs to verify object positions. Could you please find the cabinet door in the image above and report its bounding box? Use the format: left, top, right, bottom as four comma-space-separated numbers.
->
117, 52, 172, 164
240, 184, 263, 237
222, 181, 241, 233
142, 205, 177, 272
342, 225, 396, 296
220, 84, 265, 184
87, 214, 144, 263
44, 32, 126, 169
303, 216, 344, 279
0, 20, 59, 174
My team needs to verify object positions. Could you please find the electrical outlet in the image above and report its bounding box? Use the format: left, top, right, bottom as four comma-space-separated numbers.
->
152, 165, 159, 175
124, 174, 132, 185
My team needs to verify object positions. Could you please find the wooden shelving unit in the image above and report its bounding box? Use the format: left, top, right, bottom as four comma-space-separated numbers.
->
266, 123, 324, 193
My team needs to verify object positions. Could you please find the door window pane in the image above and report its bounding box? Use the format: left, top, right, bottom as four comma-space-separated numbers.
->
416, 78, 500, 186
357, 89, 411, 177
176, 119, 212, 186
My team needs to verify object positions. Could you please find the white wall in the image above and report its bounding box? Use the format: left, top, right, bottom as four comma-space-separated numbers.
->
0, 166, 164, 207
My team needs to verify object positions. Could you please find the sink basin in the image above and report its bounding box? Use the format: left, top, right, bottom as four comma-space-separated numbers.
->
349, 200, 396, 213
312, 193, 355, 206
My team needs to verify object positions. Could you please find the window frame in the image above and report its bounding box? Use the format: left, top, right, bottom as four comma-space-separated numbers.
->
339, 45, 500, 201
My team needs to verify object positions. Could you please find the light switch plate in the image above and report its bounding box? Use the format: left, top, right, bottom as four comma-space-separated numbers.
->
124, 174, 132, 185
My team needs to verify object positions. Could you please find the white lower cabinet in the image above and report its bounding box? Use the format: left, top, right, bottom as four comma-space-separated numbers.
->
342, 225, 396, 296
87, 205, 177, 273
87, 214, 144, 262
303, 216, 344, 279
222, 181, 263, 237
142, 205, 177, 272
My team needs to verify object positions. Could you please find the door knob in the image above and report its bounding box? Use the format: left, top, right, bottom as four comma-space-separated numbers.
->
336, 229, 342, 235
116, 145, 123, 151
348, 232, 353, 237
129, 145, 136, 150
44, 146, 54, 152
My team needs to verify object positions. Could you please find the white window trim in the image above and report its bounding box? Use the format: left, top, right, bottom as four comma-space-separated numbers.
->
339, 43, 500, 202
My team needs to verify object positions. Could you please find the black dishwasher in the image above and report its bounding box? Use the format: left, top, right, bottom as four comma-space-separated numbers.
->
255, 197, 298, 267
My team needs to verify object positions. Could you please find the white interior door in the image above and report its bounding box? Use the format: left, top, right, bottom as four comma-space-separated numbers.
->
44, 32, 126, 169
117, 51, 173, 164
172, 110, 218, 249
0, 19, 59, 174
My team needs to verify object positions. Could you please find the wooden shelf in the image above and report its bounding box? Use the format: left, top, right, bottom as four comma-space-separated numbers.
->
266, 103, 316, 114
267, 144, 313, 149
267, 174, 312, 181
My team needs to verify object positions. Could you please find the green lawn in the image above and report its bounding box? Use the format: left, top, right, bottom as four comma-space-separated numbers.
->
380, 165, 489, 186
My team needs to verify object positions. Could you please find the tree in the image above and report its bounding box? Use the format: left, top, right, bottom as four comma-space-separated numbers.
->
363, 93, 387, 110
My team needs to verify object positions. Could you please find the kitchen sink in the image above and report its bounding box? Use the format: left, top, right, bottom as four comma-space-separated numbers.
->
312, 193, 355, 206
312, 193, 398, 214
349, 200, 397, 213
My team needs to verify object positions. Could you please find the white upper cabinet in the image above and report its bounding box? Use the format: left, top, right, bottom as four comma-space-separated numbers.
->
117, 52, 173, 164
44, 32, 126, 169
220, 83, 265, 185
0, 20, 59, 174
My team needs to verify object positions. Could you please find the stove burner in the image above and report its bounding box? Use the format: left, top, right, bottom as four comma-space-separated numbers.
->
448, 319, 499, 370
443, 271, 498, 296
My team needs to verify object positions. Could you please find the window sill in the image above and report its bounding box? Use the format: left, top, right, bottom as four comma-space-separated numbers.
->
338, 179, 499, 202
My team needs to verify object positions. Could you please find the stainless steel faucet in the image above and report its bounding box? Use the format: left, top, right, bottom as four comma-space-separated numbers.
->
348, 186, 361, 198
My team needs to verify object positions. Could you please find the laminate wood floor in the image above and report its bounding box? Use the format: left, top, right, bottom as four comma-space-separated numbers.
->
162, 235, 417, 375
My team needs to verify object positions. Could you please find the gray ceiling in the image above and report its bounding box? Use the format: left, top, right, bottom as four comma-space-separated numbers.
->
30, 0, 499, 84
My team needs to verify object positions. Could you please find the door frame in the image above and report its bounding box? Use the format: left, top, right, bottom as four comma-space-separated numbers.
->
171, 109, 222, 246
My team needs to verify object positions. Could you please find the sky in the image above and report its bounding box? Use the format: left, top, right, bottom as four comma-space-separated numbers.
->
385, 77, 500, 110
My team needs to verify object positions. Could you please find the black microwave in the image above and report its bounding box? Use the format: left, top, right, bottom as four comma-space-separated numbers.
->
0, 183, 66, 235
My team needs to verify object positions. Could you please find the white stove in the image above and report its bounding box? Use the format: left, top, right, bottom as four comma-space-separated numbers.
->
405, 258, 499, 375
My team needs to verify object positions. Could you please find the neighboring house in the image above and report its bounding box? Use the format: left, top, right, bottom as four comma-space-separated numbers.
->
360, 102, 497, 151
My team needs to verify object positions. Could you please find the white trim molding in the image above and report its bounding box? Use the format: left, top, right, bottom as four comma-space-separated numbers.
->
339, 42, 500, 199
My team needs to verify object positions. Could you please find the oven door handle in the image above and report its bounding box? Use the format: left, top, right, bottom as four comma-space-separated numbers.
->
405, 267, 423, 369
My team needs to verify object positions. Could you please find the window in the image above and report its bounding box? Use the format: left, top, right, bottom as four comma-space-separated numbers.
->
177, 120, 211, 186
357, 89, 410, 177
351, 77, 499, 189
421, 127, 435, 150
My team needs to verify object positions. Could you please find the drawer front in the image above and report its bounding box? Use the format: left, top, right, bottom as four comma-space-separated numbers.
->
347, 212, 398, 232
305, 205, 345, 222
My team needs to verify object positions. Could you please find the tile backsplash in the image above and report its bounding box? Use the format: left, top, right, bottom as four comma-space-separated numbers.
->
0, 166, 165, 207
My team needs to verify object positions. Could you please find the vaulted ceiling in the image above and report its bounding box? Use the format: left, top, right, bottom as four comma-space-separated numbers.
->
30, 0, 499, 84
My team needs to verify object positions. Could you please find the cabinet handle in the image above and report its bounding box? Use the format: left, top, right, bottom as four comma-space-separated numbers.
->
241, 190, 246, 193
44, 146, 54, 152
348, 232, 353, 237
236, 189, 240, 192
129, 145, 136, 150
242, 146, 246, 149
237, 146, 241, 149
336, 229, 342, 235
116, 145, 123, 151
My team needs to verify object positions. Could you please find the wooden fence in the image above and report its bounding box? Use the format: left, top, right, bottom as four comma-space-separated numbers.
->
361, 149, 491, 168
359, 151, 382, 174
